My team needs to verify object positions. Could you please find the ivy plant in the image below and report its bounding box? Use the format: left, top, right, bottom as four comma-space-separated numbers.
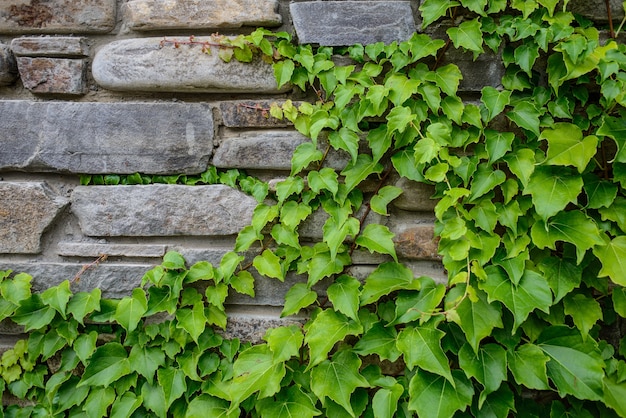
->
2, 0, 626, 416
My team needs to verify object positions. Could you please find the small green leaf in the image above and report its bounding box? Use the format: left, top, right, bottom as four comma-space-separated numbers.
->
253, 250, 284, 281
447, 18, 484, 59
563, 293, 603, 340
355, 224, 397, 261
158, 367, 187, 409
229, 345, 285, 409
110, 392, 142, 418
256, 386, 322, 418
507, 101, 542, 137
340, 154, 384, 193
308, 168, 339, 196
420, 0, 460, 27
234, 225, 262, 253
469, 164, 506, 201
162, 251, 186, 270
305, 310, 363, 368
175, 301, 207, 343
507, 344, 550, 390
524, 166, 583, 220
78, 342, 131, 388
537, 258, 582, 303
353, 322, 401, 362
128, 345, 165, 384
397, 323, 453, 384
282, 283, 317, 317
114, 288, 147, 333
0, 272, 32, 305
459, 343, 507, 406
274, 59, 295, 88
485, 130, 515, 164
230, 271, 255, 297
593, 236, 626, 286
291, 142, 324, 175
603, 374, 626, 417
408, 370, 474, 418
40, 280, 72, 319
613, 286, 626, 318
83, 387, 116, 418
480, 86, 511, 122
12, 295, 57, 331
370, 186, 403, 216
360, 262, 418, 306
542, 123, 598, 173
327, 275, 361, 321
186, 394, 239, 418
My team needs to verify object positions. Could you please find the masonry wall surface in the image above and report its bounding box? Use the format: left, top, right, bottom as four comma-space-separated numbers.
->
0, 0, 612, 345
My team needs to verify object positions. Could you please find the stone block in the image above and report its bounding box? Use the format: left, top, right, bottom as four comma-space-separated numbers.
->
16, 57, 86, 95
0, 262, 151, 299
92, 37, 287, 93
393, 178, 438, 211
213, 130, 308, 170
125, 0, 281, 31
0, 182, 68, 254
222, 306, 305, 343
0, 100, 213, 174
57, 243, 167, 258
568, 0, 624, 21
0, 0, 116, 34
0, 42, 17, 85
11, 36, 88, 57
392, 223, 441, 260
70, 185, 258, 237
290, 1, 416, 46
218, 100, 294, 128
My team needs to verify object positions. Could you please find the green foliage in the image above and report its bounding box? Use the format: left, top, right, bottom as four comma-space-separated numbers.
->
3, 4, 626, 416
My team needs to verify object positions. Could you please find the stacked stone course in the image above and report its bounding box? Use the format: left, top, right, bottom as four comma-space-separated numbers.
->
0, 0, 609, 343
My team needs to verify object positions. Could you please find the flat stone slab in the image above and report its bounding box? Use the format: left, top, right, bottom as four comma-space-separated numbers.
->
0, 0, 116, 34
93, 37, 286, 93
58, 242, 167, 258
0, 182, 68, 254
393, 178, 438, 211
0, 43, 17, 85
71, 185, 258, 237
125, 0, 281, 31
0, 100, 213, 174
11, 36, 89, 57
569, 0, 624, 21
16, 57, 86, 95
290, 1, 416, 46
219, 100, 294, 128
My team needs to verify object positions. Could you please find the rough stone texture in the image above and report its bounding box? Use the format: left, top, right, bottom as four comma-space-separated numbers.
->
392, 223, 441, 260
57, 243, 167, 258
0, 100, 213, 174
71, 185, 258, 237
222, 306, 305, 343
569, 0, 624, 21
92, 37, 287, 93
11, 36, 88, 57
125, 0, 281, 31
0, 42, 17, 85
290, 1, 416, 46
0, 0, 116, 34
0, 182, 68, 253
451, 49, 505, 92
0, 262, 151, 298
214, 130, 308, 170
393, 178, 438, 211
219, 100, 295, 128
16, 57, 86, 94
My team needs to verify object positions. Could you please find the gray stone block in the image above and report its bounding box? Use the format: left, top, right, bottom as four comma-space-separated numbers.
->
0, 262, 152, 299
0, 100, 213, 174
290, 1, 416, 46
0, 42, 17, 85
0, 182, 68, 254
16, 57, 86, 95
222, 306, 306, 343
219, 100, 295, 128
11, 36, 89, 57
0, 0, 116, 34
125, 0, 281, 31
569, 0, 624, 21
57, 243, 167, 258
71, 185, 257, 237
92, 37, 287, 93
393, 178, 438, 211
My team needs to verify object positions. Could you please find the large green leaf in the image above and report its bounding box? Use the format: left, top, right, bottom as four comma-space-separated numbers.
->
603, 374, 626, 417
40, 280, 72, 319
447, 18, 484, 58
458, 343, 507, 406
593, 236, 626, 286
360, 262, 419, 306
67, 289, 101, 326
310, 350, 370, 417
175, 301, 208, 343
485, 130, 515, 164
327, 275, 361, 321
480, 266, 552, 332
114, 288, 147, 333
353, 322, 401, 362
396, 322, 453, 384
78, 342, 131, 388
186, 394, 239, 418
537, 326, 605, 401
0, 272, 32, 306
253, 250, 284, 281
12, 294, 57, 332
563, 293, 603, 340
304, 309, 363, 368
340, 154, 384, 193
469, 164, 506, 201
541, 123, 598, 173
264, 325, 304, 362
507, 100, 541, 137
282, 283, 317, 317
355, 224, 397, 261
434, 64, 463, 96
408, 370, 474, 418
480, 87, 511, 122
507, 344, 550, 390
128, 345, 165, 384
583, 174, 618, 209
256, 386, 322, 418
524, 166, 583, 220
503, 148, 536, 188
391, 277, 446, 325
537, 258, 582, 303
531, 211, 604, 263
157, 367, 187, 409
291, 142, 324, 175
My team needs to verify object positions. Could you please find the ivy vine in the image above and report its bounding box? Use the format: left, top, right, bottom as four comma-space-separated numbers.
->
2, 0, 626, 416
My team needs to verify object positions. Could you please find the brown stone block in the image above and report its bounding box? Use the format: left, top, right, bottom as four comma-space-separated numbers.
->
393, 224, 441, 261
16, 56, 85, 95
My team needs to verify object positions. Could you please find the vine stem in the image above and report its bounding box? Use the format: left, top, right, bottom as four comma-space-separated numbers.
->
71, 254, 108, 284
606, 0, 615, 39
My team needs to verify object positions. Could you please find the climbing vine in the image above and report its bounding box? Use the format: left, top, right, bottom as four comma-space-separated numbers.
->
2, 0, 626, 416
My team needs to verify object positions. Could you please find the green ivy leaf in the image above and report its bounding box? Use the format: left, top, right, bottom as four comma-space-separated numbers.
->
480, 87, 511, 122
274, 59, 295, 88
186, 395, 239, 418
360, 262, 419, 306
327, 275, 361, 321
0, 272, 32, 306
305, 310, 363, 368
264, 325, 304, 362
485, 130, 515, 164
341, 154, 384, 194
524, 166, 583, 220
282, 283, 317, 317
459, 343, 507, 407
256, 386, 322, 418
128, 345, 165, 384
599, 196, 626, 233
603, 374, 626, 417
613, 286, 626, 318
230, 271, 255, 297
386, 106, 416, 134
253, 250, 284, 281
78, 342, 131, 388
370, 185, 403, 216
503, 148, 536, 188
434, 64, 463, 96
141, 380, 167, 418
480, 267, 552, 332
353, 322, 401, 362
162, 251, 186, 270
372, 383, 404, 418
109, 392, 142, 418
73, 331, 97, 365
391, 278, 446, 325
307, 248, 350, 287
355, 224, 397, 262
310, 350, 370, 417
583, 174, 618, 209
537, 326, 605, 400
291, 142, 324, 175
408, 370, 474, 418
447, 18, 484, 59
507, 100, 542, 137
397, 322, 453, 384
83, 386, 116, 418
541, 123, 598, 173
114, 288, 147, 333
308, 168, 339, 196
563, 293, 603, 340
67, 288, 101, 325
176, 301, 207, 343
469, 164, 506, 202
12, 295, 57, 332
537, 258, 582, 303
385, 73, 420, 106
593, 236, 626, 286
157, 367, 187, 409
507, 344, 550, 390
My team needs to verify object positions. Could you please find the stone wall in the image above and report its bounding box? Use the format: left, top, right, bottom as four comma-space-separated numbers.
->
0, 0, 614, 343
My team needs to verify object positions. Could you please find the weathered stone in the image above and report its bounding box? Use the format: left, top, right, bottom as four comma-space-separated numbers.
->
0, 262, 151, 298
93, 37, 287, 93
0, 42, 17, 85
290, 1, 416, 46
393, 178, 438, 211
392, 223, 441, 260
219, 100, 295, 128
16, 57, 86, 94
0, 0, 116, 34
125, 0, 281, 31
569, 0, 624, 21
0, 100, 213, 174
214, 130, 308, 170
450, 49, 505, 92
57, 243, 167, 258
0, 182, 68, 254
71, 185, 257, 237
11, 36, 88, 57
222, 306, 305, 343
